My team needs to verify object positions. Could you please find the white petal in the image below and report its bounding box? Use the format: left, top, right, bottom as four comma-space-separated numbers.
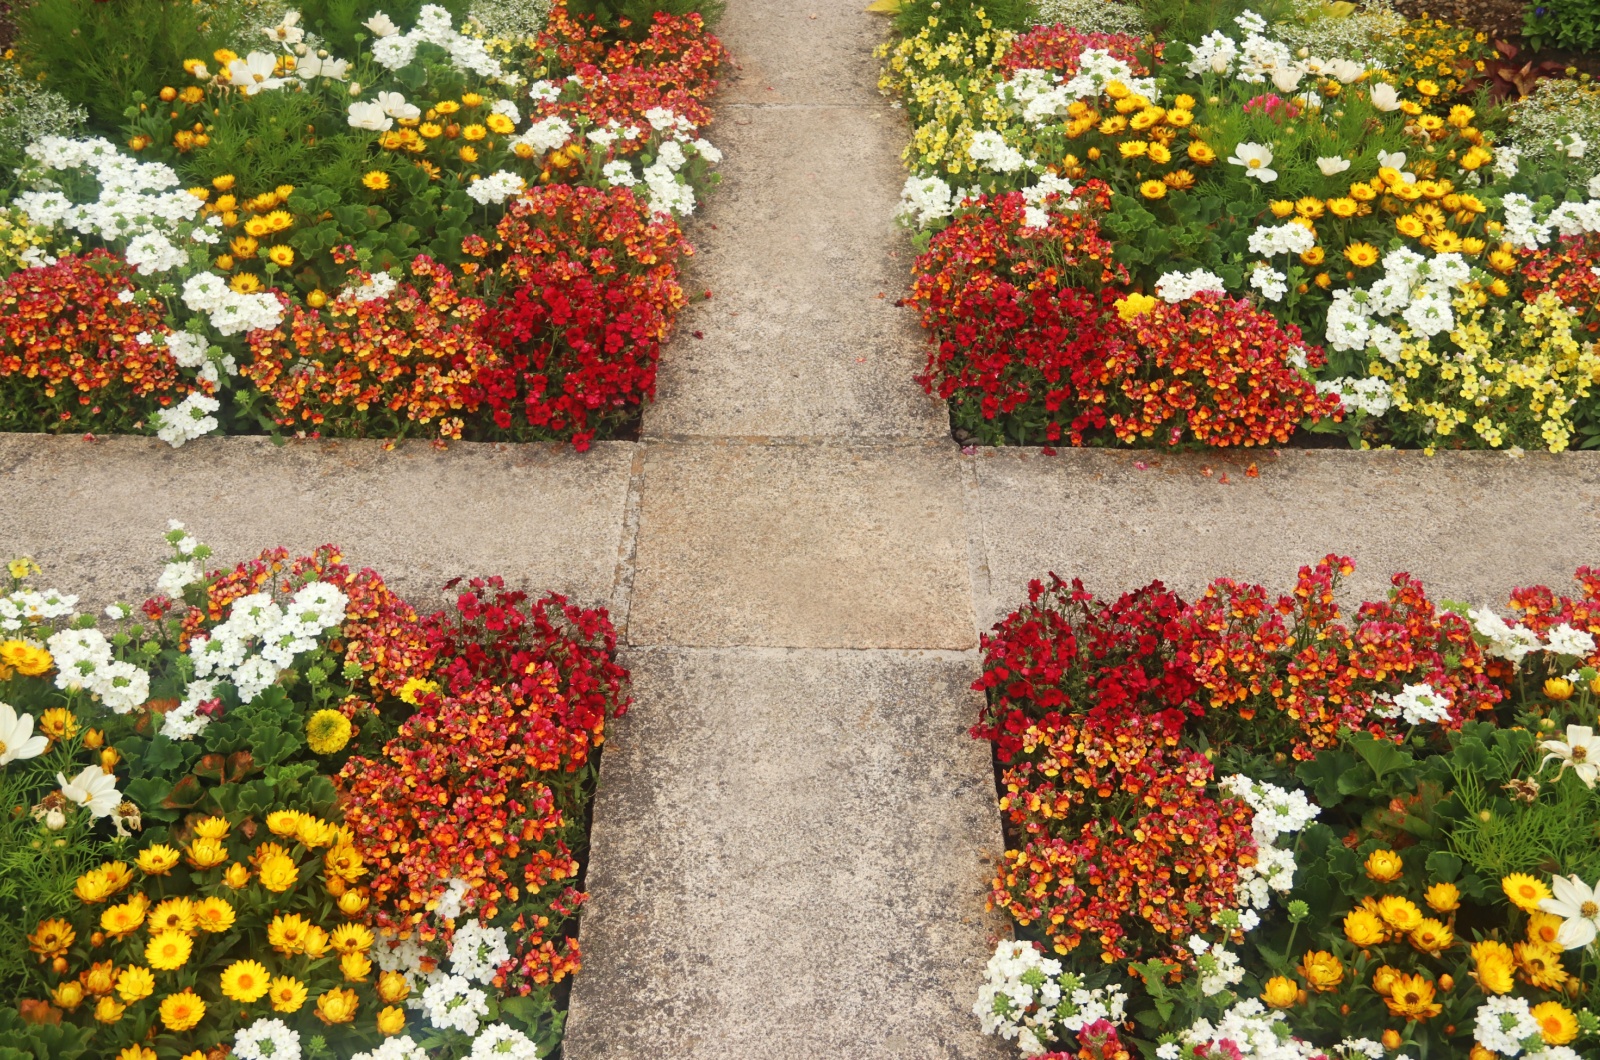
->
1557, 916, 1597, 950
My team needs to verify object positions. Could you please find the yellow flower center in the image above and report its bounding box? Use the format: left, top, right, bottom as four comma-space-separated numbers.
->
1582, 901, 1599, 918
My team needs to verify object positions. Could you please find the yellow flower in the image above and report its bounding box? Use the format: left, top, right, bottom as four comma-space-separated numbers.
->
1544, 677, 1573, 700
1377, 895, 1423, 932
1488, 250, 1517, 272
1114, 292, 1158, 321
341, 951, 372, 981
316, 986, 360, 1024
116, 1047, 155, 1060
160, 989, 206, 1032
378, 1004, 407, 1035
1384, 973, 1441, 1021
137, 844, 180, 876
269, 914, 313, 954
1300, 246, 1325, 266
94, 996, 126, 1023
1516, 941, 1569, 990
27, 918, 75, 959
1343, 908, 1387, 947
1532, 1001, 1578, 1045
377, 970, 411, 1003
115, 965, 154, 1003
363, 170, 391, 192
244, 215, 272, 238
74, 869, 115, 904
486, 114, 514, 134
331, 922, 375, 954
1503, 873, 1552, 912
194, 896, 236, 934
1139, 179, 1166, 200
1261, 975, 1298, 1009
211, 173, 236, 191
266, 809, 304, 837
1528, 910, 1564, 946
298, 815, 338, 848
459, 146, 479, 164
1424, 881, 1460, 913
338, 890, 370, 916
100, 897, 147, 939
307, 288, 328, 308
1397, 214, 1426, 238
268, 975, 308, 1013
82, 960, 117, 995
150, 897, 195, 934
51, 981, 85, 1010
306, 709, 352, 754
398, 677, 438, 705
1409, 918, 1453, 953
1187, 141, 1216, 166
220, 959, 271, 1003
0, 639, 52, 675
267, 245, 295, 267
223, 862, 251, 888
462, 124, 487, 141
229, 272, 264, 294
1327, 197, 1358, 218
303, 924, 332, 959
146, 930, 192, 971
38, 707, 77, 743
1471, 939, 1516, 994
258, 853, 299, 893
263, 209, 293, 233
435, 99, 461, 115
1345, 242, 1379, 268
1297, 951, 1344, 992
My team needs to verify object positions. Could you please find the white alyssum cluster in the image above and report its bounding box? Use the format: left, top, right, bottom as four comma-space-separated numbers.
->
449, 919, 512, 984
1371, 682, 1453, 725
1186, 11, 1364, 90
968, 129, 1030, 174
0, 588, 77, 632
1250, 263, 1288, 302
186, 580, 348, 706
896, 175, 975, 227
466, 170, 527, 206
467, 1025, 542, 1058
975, 940, 1077, 1055
367, 5, 506, 80
1155, 268, 1226, 303
1218, 775, 1319, 916
17, 137, 204, 255
1186, 934, 1247, 995
45, 627, 150, 714
1158, 1000, 1329, 1059
233, 1018, 301, 1060
1315, 376, 1393, 418
1473, 996, 1545, 1056
1063, 48, 1158, 102
436, 877, 476, 920
152, 393, 222, 447
182, 272, 285, 337
1248, 221, 1316, 259
422, 974, 492, 1036
511, 114, 574, 156
1468, 608, 1593, 667
1545, 623, 1597, 657
350, 1036, 429, 1060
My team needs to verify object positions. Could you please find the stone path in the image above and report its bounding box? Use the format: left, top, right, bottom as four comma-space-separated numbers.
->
7, 1, 1600, 1057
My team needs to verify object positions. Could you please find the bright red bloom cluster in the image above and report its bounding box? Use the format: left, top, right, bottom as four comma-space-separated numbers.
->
978, 557, 1504, 960
911, 189, 1336, 446
340, 581, 627, 989
1506, 565, 1600, 666
534, 6, 730, 129
998, 25, 1152, 81
0, 251, 187, 434
478, 184, 688, 450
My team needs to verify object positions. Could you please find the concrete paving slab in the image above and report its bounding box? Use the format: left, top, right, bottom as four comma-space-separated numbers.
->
627, 442, 976, 648
713, 0, 895, 106
971, 448, 1600, 628
647, 106, 947, 441
0, 435, 637, 611
563, 647, 1010, 1060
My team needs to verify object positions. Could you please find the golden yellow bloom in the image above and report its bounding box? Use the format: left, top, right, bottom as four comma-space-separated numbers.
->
75, 867, 119, 904
341, 952, 372, 982
378, 1004, 407, 1035
258, 854, 299, 893
1409, 918, 1453, 954
1544, 677, 1574, 700
1163, 169, 1196, 190
1528, 911, 1564, 946
214, 254, 235, 271
1532, 1001, 1578, 1045
1140, 179, 1166, 200
211, 173, 236, 191
1463, 236, 1486, 255
149, 897, 195, 934
298, 816, 338, 849
1517, 941, 1569, 990
1487, 250, 1517, 273
486, 114, 514, 134
331, 922, 375, 954
223, 862, 251, 888
100, 896, 148, 940
146, 930, 193, 974
1300, 246, 1325, 266
306, 709, 353, 755
137, 844, 180, 876
1460, 145, 1493, 171
115, 1046, 153, 1060
1377, 895, 1424, 932
377, 970, 411, 1003
82, 960, 117, 995
1384, 973, 1441, 1021
268, 975, 308, 1013
303, 924, 332, 959
459, 146, 479, 164
0, 639, 51, 675
221, 960, 271, 1003
1188, 141, 1216, 166
1345, 240, 1379, 267
307, 289, 328, 308
267, 809, 303, 837
1397, 214, 1426, 238
1270, 199, 1296, 219
28, 918, 75, 959
243, 216, 273, 238
269, 913, 313, 955
1472, 939, 1516, 994
1114, 292, 1157, 321
435, 99, 461, 115
1503, 873, 1552, 912
462, 124, 487, 141
420, 122, 443, 139
229, 235, 259, 259
267, 245, 295, 267
51, 981, 85, 1010
398, 677, 438, 705
1344, 908, 1388, 947
1327, 197, 1358, 219
1261, 975, 1298, 1009
316, 986, 360, 1024
160, 989, 206, 1032
1297, 951, 1344, 992
1119, 140, 1149, 159
1147, 143, 1172, 165
194, 896, 236, 934
38, 707, 76, 743
363, 170, 391, 192
95, 996, 126, 1023
1166, 108, 1193, 127
338, 890, 370, 916
1424, 881, 1460, 913
115, 965, 154, 1003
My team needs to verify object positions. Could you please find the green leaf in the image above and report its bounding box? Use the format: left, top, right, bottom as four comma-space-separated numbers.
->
1426, 851, 1464, 882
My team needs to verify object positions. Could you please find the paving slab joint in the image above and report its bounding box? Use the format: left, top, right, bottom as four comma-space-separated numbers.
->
608, 443, 648, 643
957, 454, 995, 645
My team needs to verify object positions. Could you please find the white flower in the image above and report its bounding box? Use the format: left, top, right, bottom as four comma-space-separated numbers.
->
1376, 683, 1452, 725
1250, 263, 1287, 302
152, 393, 221, 448
1540, 874, 1600, 950
1271, 66, 1302, 92
692, 137, 721, 164
58, 765, 121, 817
1541, 726, 1599, 789
1370, 82, 1401, 111
968, 129, 1028, 174
1544, 623, 1596, 658
1317, 156, 1351, 176
227, 52, 286, 95
263, 10, 304, 45
465, 170, 526, 206
297, 54, 349, 80
234, 1018, 302, 1060
371, 34, 419, 69
421, 974, 490, 1036
1155, 268, 1226, 303
1228, 142, 1277, 182
449, 920, 512, 983
364, 12, 399, 36
602, 161, 638, 188
1589, 173, 1600, 198
376, 90, 421, 121
0, 702, 49, 766
347, 101, 392, 133
1561, 132, 1588, 159
1473, 996, 1543, 1055
468, 1025, 539, 1059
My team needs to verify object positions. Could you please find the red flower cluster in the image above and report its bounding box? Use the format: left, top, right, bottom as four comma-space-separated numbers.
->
534, 5, 730, 130
978, 557, 1505, 960
1507, 565, 1600, 666
0, 251, 187, 434
1519, 234, 1600, 333
339, 581, 628, 989
478, 184, 689, 450
999, 25, 1152, 81
911, 190, 1336, 446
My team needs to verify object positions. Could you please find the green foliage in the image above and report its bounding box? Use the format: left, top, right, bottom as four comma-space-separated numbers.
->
12, 0, 243, 130
1139, 0, 1295, 40
1524, 0, 1600, 53
891, 0, 1038, 36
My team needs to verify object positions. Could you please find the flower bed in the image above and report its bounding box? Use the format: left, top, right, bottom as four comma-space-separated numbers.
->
970, 556, 1600, 1059
0, 0, 727, 451
878, 0, 1600, 453
4, 525, 628, 1058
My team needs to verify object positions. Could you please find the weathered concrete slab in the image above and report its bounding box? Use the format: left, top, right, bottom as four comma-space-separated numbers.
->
564, 647, 1010, 1060
647, 105, 946, 441
971, 448, 1600, 628
628, 442, 975, 648
714, 0, 894, 106
0, 435, 637, 611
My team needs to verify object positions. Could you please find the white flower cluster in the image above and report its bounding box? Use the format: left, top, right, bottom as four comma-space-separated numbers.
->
1314, 376, 1392, 418
0, 587, 77, 632
234, 1018, 301, 1060
1249, 262, 1288, 302
1470, 608, 1593, 667
969, 129, 1030, 174
468, 1025, 542, 1058
511, 114, 574, 156
152, 393, 222, 448
367, 5, 505, 80
45, 627, 150, 713
436, 877, 476, 919
897, 174, 959, 227
182, 272, 285, 337
1370, 682, 1453, 725
351, 1035, 430, 1060
1158, 999, 1327, 1060
974, 940, 1073, 1055
185, 580, 348, 709
165, 331, 236, 387
466, 170, 527, 206
1474, 996, 1545, 1056
422, 973, 491, 1036
340, 271, 399, 305
1186, 935, 1246, 995
1155, 268, 1226, 303
449, 919, 512, 984
1218, 775, 1319, 915
1185, 12, 1364, 89
1062, 48, 1158, 102
1247, 221, 1316, 258
1317, 246, 1471, 384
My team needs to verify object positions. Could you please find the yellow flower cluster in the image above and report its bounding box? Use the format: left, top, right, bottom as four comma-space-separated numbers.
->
875, 17, 1015, 176
1059, 87, 1201, 199
1372, 291, 1600, 452
1392, 18, 1490, 105
190, 175, 299, 291
0, 207, 52, 273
